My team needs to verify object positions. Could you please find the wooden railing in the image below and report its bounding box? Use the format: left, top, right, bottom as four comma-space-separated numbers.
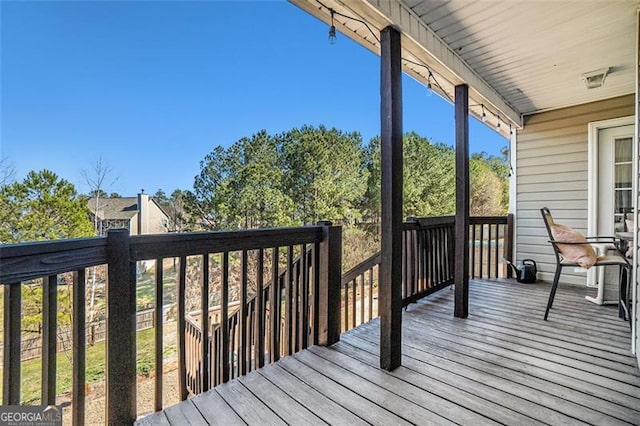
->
470, 215, 514, 279
0, 215, 513, 424
0, 223, 342, 425
338, 214, 513, 333
341, 251, 381, 331
1, 237, 108, 425
182, 248, 316, 394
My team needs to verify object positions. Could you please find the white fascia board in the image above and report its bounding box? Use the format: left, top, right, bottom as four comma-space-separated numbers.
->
365, 0, 522, 127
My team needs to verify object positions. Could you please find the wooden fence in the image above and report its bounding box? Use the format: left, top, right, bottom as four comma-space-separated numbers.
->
8, 309, 155, 362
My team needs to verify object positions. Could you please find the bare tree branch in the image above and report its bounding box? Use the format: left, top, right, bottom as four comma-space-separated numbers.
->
0, 155, 16, 186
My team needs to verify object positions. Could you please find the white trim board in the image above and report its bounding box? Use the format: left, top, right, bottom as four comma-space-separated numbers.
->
587, 116, 635, 292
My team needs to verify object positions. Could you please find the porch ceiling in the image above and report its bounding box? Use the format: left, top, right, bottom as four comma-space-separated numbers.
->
290, 0, 638, 133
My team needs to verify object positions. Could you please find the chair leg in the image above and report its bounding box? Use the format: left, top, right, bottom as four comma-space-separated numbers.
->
618, 265, 630, 321
544, 266, 562, 320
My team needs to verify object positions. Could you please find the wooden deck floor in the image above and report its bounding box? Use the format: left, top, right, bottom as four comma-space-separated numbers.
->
137, 279, 640, 425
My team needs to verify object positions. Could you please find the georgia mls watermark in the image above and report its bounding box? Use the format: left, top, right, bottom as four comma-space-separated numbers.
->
0, 405, 61, 426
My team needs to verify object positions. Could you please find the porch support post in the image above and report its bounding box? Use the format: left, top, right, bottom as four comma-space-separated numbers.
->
454, 84, 470, 318
318, 221, 342, 347
106, 229, 137, 425
379, 25, 403, 371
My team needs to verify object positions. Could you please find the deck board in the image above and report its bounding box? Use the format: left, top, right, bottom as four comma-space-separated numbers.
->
137, 279, 640, 425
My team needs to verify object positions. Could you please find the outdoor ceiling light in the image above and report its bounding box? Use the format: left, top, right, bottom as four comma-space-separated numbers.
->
328, 9, 337, 44
581, 68, 610, 89
481, 105, 487, 122
426, 72, 433, 96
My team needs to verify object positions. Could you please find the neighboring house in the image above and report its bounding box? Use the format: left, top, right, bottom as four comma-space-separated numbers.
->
88, 193, 170, 236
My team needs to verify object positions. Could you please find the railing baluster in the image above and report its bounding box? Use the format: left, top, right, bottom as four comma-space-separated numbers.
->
239, 250, 248, 376
368, 268, 373, 321
343, 281, 348, 332
351, 278, 357, 329
230, 314, 236, 379
284, 246, 293, 356
409, 229, 415, 296
154, 259, 163, 412
440, 227, 446, 284
402, 230, 407, 299
419, 229, 425, 292
360, 274, 365, 325
269, 247, 279, 363
3, 284, 21, 405
494, 224, 500, 278
201, 254, 210, 392
42, 275, 58, 405
256, 248, 265, 368
427, 228, 433, 287
177, 256, 188, 400
72, 269, 86, 426
479, 224, 485, 279
213, 325, 220, 387
489, 225, 494, 278
312, 242, 320, 345
301, 244, 309, 350
248, 299, 255, 372
293, 249, 300, 352
471, 224, 476, 279
221, 252, 230, 383
436, 228, 442, 285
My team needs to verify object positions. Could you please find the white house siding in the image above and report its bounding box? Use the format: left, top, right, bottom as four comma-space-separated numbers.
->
516, 94, 634, 285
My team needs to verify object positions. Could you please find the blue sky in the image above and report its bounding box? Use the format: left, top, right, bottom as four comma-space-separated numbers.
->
1, 0, 507, 196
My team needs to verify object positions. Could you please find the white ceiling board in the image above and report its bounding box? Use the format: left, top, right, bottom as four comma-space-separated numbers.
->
406, 0, 638, 114
289, 0, 637, 131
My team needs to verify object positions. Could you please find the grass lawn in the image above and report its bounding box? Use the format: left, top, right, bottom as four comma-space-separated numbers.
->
0, 327, 177, 404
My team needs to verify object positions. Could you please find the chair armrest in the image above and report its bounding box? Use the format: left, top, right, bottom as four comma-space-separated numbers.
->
549, 240, 598, 245
549, 239, 626, 257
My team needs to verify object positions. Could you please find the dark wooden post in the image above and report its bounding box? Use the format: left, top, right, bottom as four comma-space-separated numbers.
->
380, 25, 403, 371
42, 275, 58, 405
317, 221, 342, 347
454, 84, 470, 318
106, 229, 137, 425
505, 213, 515, 278
3, 284, 21, 405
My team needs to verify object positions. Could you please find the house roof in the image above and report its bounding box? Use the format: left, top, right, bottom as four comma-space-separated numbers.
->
88, 197, 138, 220
291, 0, 638, 132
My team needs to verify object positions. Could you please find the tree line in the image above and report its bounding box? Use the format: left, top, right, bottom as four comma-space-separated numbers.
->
0, 125, 508, 244
183, 125, 509, 231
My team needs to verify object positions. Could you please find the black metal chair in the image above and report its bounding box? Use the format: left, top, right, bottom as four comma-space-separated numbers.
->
540, 207, 630, 321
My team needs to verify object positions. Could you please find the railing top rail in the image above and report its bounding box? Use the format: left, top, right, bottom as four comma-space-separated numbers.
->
0, 225, 325, 283
403, 216, 455, 230
342, 251, 381, 285
469, 215, 510, 225
0, 238, 108, 283
402, 215, 509, 228
0, 236, 107, 257
130, 225, 323, 260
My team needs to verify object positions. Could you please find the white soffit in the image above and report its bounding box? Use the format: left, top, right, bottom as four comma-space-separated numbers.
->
290, 0, 638, 131
398, 0, 638, 115
290, 0, 522, 133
